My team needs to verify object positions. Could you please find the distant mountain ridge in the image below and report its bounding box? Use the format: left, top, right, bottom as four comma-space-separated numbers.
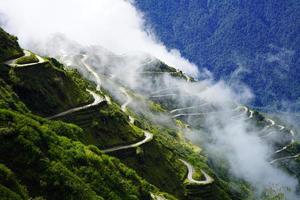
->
135, 0, 300, 111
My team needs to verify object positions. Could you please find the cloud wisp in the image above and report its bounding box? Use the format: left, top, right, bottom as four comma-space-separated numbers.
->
0, 0, 199, 76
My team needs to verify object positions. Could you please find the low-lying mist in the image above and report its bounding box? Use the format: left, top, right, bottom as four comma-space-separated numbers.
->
0, 0, 298, 199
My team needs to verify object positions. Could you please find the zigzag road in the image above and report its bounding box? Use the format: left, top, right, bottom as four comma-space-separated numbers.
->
102, 87, 153, 153
5, 50, 46, 67
179, 159, 214, 185
47, 90, 104, 119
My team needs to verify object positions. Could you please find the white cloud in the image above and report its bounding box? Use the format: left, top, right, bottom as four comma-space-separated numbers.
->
0, 0, 198, 76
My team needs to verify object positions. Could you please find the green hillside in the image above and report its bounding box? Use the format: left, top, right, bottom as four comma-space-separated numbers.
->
0, 27, 23, 62
0, 27, 297, 200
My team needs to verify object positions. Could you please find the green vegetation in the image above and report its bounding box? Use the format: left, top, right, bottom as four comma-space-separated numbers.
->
15, 53, 39, 64
0, 27, 23, 62
0, 78, 28, 113
0, 108, 158, 199
0, 26, 294, 200
0, 163, 29, 200
136, 0, 300, 110
149, 101, 165, 113
0, 60, 93, 116
57, 101, 144, 148
142, 60, 189, 80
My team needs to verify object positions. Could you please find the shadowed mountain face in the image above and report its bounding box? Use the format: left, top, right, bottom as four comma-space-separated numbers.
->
135, 0, 300, 111
0, 27, 23, 62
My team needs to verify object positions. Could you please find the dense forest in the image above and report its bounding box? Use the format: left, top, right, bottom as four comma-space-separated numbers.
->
135, 0, 300, 111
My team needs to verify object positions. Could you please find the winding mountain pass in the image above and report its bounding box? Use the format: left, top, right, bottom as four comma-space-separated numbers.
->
120, 87, 135, 124
248, 110, 254, 119
172, 110, 235, 118
179, 159, 214, 185
5, 50, 45, 67
260, 118, 275, 133
151, 94, 178, 98
151, 86, 181, 95
270, 154, 300, 164
81, 55, 112, 104
170, 103, 208, 114
258, 119, 297, 155
274, 129, 296, 153
47, 90, 104, 119
101, 87, 153, 153
81, 55, 102, 92
169, 103, 297, 157
4, 51, 107, 121
277, 125, 285, 131
120, 87, 131, 112
102, 131, 153, 153
169, 98, 298, 162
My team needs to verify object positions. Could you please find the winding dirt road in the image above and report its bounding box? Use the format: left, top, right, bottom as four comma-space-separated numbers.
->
172, 110, 234, 118
151, 94, 178, 98
151, 86, 181, 95
102, 131, 153, 153
270, 154, 300, 164
120, 87, 131, 112
260, 118, 275, 133
248, 110, 254, 119
47, 90, 104, 119
5, 50, 45, 67
258, 118, 295, 154
82, 55, 102, 92
179, 159, 214, 185
101, 87, 154, 153
120, 87, 135, 124
170, 103, 208, 114
81, 55, 112, 104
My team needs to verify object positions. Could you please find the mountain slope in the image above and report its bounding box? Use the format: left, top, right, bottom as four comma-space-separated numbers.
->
0, 29, 173, 200
135, 0, 300, 111
0, 27, 23, 62
0, 27, 299, 200
0, 54, 93, 116
0, 27, 236, 200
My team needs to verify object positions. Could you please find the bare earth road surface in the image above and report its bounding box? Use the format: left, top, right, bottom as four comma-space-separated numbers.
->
102, 87, 154, 153
179, 159, 214, 185
102, 131, 153, 153
47, 90, 104, 119
5, 50, 45, 67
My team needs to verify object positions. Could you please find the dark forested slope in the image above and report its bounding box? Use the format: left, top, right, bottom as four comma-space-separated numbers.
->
135, 0, 300, 111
